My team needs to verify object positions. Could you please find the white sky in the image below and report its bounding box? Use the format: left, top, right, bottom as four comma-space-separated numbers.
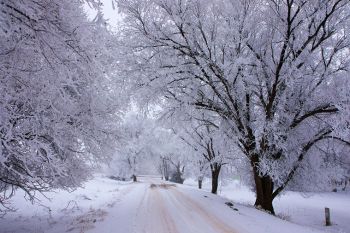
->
101, 0, 122, 26
84, 0, 122, 28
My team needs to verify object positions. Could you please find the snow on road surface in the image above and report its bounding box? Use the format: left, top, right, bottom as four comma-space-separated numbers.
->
89, 177, 243, 233
90, 176, 326, 233
1, 175, 338, 233
135, 183, 238, 233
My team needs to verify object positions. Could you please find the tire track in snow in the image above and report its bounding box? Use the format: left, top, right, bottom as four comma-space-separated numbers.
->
169, 187, 238, 233
135, 183, 239, 233
135, 183, 179, 233
153, 188, 180, 233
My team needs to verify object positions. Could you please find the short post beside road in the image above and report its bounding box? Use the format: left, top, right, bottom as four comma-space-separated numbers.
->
325, 207, 331, 226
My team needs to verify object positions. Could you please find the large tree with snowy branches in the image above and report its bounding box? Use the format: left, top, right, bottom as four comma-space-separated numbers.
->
117, 0, 350, 214
0, 0, 124, 211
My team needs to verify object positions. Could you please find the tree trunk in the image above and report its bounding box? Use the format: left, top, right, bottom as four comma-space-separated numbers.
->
342, 180, 348, 191
251, 156, 275, 214
165, 175, 169, 181
198, 179, 203, 189
211, 164, 221, 194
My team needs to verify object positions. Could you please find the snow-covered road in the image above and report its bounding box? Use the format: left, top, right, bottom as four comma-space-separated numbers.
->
91, 177, 242, 233
89, 177, 330, 233
135, 182, 238, 233
3, 175, 337, 233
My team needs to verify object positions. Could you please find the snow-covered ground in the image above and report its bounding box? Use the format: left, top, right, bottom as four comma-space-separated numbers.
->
184, 178, 350, 233
1, 175, 349, 233
1, 175, 134, 233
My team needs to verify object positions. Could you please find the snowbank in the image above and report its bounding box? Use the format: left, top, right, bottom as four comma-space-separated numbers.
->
184, 178, 350, 233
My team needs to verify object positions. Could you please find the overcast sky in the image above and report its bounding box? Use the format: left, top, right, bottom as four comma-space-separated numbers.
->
84, 0, 122, 28
102, 0, 122, 26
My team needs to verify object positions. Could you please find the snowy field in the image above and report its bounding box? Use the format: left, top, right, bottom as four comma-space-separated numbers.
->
1, 175, 134, 233
1, 174, 349, 233
184, 178, 350, 233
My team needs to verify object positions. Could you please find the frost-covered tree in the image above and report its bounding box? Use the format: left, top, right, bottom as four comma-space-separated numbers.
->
173, 113, 230, 194
155, 128, 192, 184
0, 0, 123, 211
113, 113, 157, 181
109, 111, 195, 183
117, 0, 350, 214
192, 159, 207, 189
157, 155, 171, 181
149, 123, 194, 183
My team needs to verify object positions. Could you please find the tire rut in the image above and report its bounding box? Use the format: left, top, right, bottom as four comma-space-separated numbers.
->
169, 187, 238, 233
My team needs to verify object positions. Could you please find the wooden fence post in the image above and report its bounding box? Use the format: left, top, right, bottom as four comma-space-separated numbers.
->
325, 207, 331, 226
